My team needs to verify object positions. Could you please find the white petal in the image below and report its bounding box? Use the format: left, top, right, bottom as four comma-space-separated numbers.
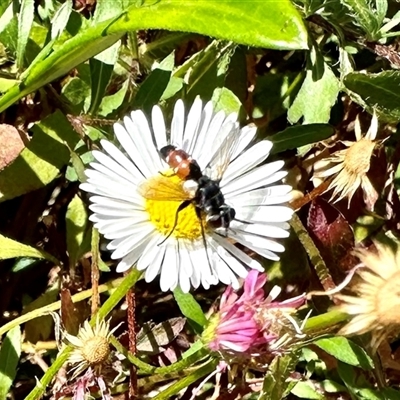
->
127, 111, 163, 172
234, 230, 285, 252
214, 240, 248, 278
137, 234, 164, 271
188, 101, 213, 157
109, 223, 154, 258
189, 240, 214, 287
90, 152, 138, 185
95, 216, 148, 237
223, 162, 287, 197
231, 125, 258, 160
244, 205, 293, 223
100, 140, 144, 182
210, 249, 240, 287
314, 163, 343, 178
84, 171, 137, 198
221, 140, 272, 186
211, 233, 262, 271
178, 241, 194, 278
231, 220, 290, 239
89, 195, 143, 209
182, 97, 202, 153
196, 110, 226, 168
171, 100, 185, 147
102, 217, 153, 240
177, 247, 191, 293
116, 238, 151, 272
160, 244, 179, 291
145, 246, 165, 282
366, 111, 378, 140
89, 205, 137, 218
230, 233, 283, 261
113, 123, 151, 177
228, 185, 292, 206
84, 168, 129, 186
203, 122, 239, 176
81, 182, 138, 203
152, 105, 167, 149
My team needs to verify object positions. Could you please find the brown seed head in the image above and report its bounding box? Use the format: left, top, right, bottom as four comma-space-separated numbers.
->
374, 270, 400, 326
80, 336, 110, 365
343, 139, 375, 175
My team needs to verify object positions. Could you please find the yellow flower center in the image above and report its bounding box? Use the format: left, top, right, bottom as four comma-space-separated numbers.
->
343, 139, 376, 175
141, 172, 204, 240
81, 336, 110, 365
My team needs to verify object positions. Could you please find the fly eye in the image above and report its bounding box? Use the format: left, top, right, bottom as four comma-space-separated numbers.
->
159, 145, 176, 159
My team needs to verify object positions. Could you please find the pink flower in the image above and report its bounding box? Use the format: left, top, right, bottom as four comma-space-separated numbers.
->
204, 271, 306, 357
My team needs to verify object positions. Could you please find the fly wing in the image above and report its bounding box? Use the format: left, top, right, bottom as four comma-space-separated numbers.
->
204, 127, 242, 181
138, 175, 193, 201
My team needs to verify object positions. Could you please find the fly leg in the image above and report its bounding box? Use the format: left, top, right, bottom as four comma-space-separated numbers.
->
158, 200, 191, 245
196, 208, 214, 276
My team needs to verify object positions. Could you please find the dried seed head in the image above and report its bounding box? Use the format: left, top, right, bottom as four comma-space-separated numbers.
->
313, 112, 381, 207
65, 317, 117, 377
80, 335, 111, 365
343, 139, 375, 175
337, 242, 400, 350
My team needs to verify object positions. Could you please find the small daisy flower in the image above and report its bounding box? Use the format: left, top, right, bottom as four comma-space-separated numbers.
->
66, 317, 116, 377
81, 98, 293, 292
336, 242, 400, 350
313, 112, 379, 206
203, 270, 306, 362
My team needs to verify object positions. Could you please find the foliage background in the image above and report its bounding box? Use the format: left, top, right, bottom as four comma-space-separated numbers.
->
1, 0, 400, 399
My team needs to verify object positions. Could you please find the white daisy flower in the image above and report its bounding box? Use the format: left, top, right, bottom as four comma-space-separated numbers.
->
80, 98, 293, 292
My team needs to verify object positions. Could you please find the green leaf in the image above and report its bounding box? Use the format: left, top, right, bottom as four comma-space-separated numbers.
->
133, 52, 174, 114
0, 326, 21, 399
271, 124, 334, 154
0, 78, 18, 94
288, 46, 339, 124
66, 194, 88, 268
252, 72, 300, 121
344, 71, 400, 121
320, 379, 347, 394
314, 336, 374, 370
51, 0, 72, 39
0, 0, 307, 112
0, 0, 11, 18
0, 110, 79, 202
261, 353, 299, 400
16, 0, 34, 70
62, 76, 91, 113
173, 288, 207, 335
99, 80, 129, 116
212, 87, 243, 115
129, 0, 308, 50
185, 41, 236, 103
291, 382, 325, 399
342, 0, 380, 38
0, 4, 18, 58
67, 145, 87, 183
93, 0, 136, 23
0, 234, 59, 264
376, 0, 388, 25
23, 285, 60, 342
11, 257, 40, 273
88, 58, 114, 115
